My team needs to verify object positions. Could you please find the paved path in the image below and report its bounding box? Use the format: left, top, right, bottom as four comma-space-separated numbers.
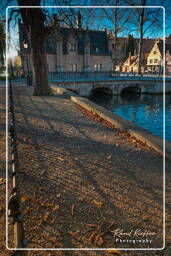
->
0, 87, 171, 255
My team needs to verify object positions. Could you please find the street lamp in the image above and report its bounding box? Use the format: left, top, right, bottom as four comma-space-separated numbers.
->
23, 42, 29, 75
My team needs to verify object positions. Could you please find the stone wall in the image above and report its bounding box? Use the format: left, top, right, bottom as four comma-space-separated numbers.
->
45, 53, 112, 72
62, 53, 84, 72
90, 55, 113, 72
47, 54, 57, 72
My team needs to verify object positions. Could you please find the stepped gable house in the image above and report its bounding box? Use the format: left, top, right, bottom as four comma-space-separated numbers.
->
147, 38, 171, 73
115, 37, 155, 73
18, 18, 113, 74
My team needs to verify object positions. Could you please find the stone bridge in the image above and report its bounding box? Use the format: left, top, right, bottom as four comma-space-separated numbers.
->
50, 77, 171, 97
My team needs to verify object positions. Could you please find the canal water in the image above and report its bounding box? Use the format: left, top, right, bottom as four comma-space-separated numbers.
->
89, 93, 171, 142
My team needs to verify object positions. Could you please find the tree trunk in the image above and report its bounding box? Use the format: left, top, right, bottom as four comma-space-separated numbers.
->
113, 0, 118, 71
18, 0, 49, 95
138, 11, 144, 74
138, 0, 146, 75
31, 34, 49, 96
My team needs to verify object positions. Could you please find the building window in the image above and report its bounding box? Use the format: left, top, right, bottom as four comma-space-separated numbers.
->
95, 47, 99, 53
150, 59, 153, 63
154, 59, 158, 63
70, 64, 77, 71
68, 42, 76, 52
153, 51, 157, 54
94, 64, 102, 72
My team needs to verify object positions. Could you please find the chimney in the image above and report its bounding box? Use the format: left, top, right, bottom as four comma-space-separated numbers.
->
77, 11, 82, 29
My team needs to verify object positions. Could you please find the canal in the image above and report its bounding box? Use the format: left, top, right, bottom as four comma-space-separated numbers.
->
89, 92, 171, 142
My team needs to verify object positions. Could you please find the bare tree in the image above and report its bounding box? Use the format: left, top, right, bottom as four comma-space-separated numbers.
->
92, 1, 136, 70
3, 0, 79, 95
125, 0, 164, 74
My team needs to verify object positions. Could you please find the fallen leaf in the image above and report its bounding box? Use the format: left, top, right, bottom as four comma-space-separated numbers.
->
52, 205, 59, 212
39, 170, 46, 176
37, 186, 43, 190
92, 200, 103, 208
71, 204, 75, 216
51, 217, 57, 224
0, 178, 5, 185
56, 193, 61, 198
43, 202, 54, 207
86, 223, 98, 227
43, 212, 49, 222
21, 196, 29, 203
95, 235, 104, 246
57, 157, 65, 162
23, 207, 30, 214
70, 231, 78, 237
69, 161, 76, 167
56, 241, 63, 247
107, 154, 112, 159
108, 249, 121, 255
57, 252, 63, 256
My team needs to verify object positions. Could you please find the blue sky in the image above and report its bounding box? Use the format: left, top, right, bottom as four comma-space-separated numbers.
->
4, 3, 170, 58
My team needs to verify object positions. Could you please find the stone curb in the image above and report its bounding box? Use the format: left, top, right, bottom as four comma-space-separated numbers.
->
51, 85, 171, 160
50, 85, 77, 98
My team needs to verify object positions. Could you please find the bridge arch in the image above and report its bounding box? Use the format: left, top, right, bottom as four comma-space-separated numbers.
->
89, 87, 113, 97
120, 85, 141, 95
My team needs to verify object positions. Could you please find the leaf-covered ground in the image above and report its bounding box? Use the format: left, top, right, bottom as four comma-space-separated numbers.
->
0, 86, 171, 256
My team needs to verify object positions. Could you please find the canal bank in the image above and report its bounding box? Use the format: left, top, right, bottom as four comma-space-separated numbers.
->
89, 92, 171, 142
51, 86, 171, 160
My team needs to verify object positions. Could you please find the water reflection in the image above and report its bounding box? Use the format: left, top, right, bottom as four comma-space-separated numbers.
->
89, 92, 171, 142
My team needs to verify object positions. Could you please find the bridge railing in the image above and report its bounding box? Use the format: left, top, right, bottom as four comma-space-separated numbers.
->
4, 72, 169, 88
48, 71, 116, 82
48, 71, 168, 83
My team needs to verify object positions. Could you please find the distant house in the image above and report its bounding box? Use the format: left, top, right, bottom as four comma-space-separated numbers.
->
147, 39, 171, 73
119, 52, 138, 73
120, 38, 171, 74
18, 19, 113, 74
115, 37, 155, 73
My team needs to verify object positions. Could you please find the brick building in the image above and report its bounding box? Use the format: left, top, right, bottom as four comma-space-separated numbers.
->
19, 18, 171, 75
18, 19, 113, 74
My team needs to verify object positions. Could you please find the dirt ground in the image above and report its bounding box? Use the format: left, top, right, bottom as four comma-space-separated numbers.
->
0, 86, 171, 256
